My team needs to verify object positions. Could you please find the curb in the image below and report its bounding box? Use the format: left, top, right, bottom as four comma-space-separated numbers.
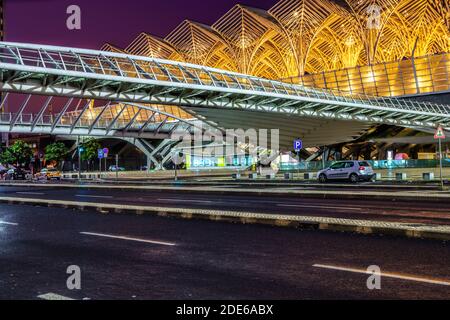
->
81, 179, 448, 190
0, 196, 448, 241
0, 182, 449, 203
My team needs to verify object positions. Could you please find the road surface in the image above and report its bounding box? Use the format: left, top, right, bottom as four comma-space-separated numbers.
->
0, 204, 448, 300
0, 185, 449, 225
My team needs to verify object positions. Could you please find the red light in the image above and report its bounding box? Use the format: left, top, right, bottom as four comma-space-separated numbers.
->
359, 166, 366, 171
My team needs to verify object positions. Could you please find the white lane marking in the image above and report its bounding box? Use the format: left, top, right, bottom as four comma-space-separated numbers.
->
0, 221, 18, 226
278, 204, 362, 211
158, 198, 213, 204
37, 293, 75, 300
80, 232, 176, 246
313, 264, 450, 286
75, 194, 113, 199
16, 192, 45, 195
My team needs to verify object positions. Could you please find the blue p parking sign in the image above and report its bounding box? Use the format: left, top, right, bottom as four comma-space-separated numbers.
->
294, 139, 303, 152
98, 149, 104, 159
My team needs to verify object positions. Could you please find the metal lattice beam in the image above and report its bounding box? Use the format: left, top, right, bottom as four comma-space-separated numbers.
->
1, 42, 449, 131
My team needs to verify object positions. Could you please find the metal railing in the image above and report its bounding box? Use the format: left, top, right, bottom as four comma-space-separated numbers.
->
0, 112, 178, 132
0, 42, 449, 128
280, 159, 450, 171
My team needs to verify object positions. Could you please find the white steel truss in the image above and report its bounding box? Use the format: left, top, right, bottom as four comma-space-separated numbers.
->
0, 41, 449, 136
0, 92, 200, 139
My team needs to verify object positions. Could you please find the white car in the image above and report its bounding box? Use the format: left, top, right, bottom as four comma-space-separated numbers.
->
318, 161, 375, 183
108, 165, 125, 172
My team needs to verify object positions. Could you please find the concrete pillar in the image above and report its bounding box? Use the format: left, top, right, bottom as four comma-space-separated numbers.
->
125, 138, 160, 170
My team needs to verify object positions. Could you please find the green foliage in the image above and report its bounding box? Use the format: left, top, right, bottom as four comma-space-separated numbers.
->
0, 140, 33, 166
80, 138, 101, 161
45, 142, 69, 164
0, 149, 15, 165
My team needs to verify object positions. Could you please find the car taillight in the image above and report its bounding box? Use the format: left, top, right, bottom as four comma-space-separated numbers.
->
359, 166, 366, 171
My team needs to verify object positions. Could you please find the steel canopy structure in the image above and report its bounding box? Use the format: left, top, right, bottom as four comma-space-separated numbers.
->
121, 0, 449, 87
0, 41, 449, 148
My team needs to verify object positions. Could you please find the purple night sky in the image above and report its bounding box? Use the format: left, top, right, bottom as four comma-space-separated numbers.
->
5, 0, 276, 49
3, 0, 277, 113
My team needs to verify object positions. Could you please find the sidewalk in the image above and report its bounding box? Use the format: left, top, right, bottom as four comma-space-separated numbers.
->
375, 167, 450, 180
62, 167, 450, 182
61, 169, 248, 181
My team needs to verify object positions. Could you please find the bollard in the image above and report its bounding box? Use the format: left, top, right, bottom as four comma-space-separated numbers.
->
375, 173, 382, 181
284, 173, 294, 180
396, 173, 407, 181
248, 173, 257, 179
266, 173, 276, 180
422, 172, 435, 181
304, 173, 315, 180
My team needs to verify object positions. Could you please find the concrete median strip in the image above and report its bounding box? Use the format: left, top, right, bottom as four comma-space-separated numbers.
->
0, 196, 449, 241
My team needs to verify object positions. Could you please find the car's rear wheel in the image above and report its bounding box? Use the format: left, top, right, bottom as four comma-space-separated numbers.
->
319, 174, 327, 183
349, 173, 359, 183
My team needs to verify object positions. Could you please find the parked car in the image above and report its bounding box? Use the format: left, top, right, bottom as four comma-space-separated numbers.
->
35, 168, 61, 181
4, 168, 29, 181
108, 165, 125, 172
318, 161, 375, 183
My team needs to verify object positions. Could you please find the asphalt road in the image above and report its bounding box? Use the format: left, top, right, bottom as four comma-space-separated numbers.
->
0, 185, 449, 225
0, 204, 449, 300
38, 178, 450, 191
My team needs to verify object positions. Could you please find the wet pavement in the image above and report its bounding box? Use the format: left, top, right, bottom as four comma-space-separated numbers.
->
0, 204, 449, 300
0, 185, 449, 225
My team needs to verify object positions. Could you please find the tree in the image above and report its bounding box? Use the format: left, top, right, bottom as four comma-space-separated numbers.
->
79, 138, 101, 171
80, 138, 101, 162
1, 140, 33, 166
0, 149, 15, 166
45, 142, 69, 168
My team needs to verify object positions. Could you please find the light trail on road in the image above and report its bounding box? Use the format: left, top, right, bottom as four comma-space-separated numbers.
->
313, 264, 450, 286
80, 232, 177, 246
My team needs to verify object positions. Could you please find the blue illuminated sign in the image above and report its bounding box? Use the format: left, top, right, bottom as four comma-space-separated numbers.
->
294, 139, 303, 152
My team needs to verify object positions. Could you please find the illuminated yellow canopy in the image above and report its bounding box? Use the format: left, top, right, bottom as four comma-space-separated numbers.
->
103, 0, 449, 80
